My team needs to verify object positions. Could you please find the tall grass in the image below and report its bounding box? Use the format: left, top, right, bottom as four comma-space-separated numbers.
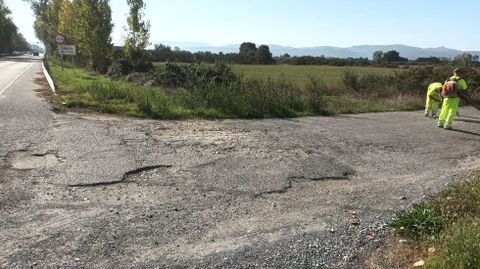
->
50, 60, 335, 119
391, 176, 480, 268
50, 59, 435, 119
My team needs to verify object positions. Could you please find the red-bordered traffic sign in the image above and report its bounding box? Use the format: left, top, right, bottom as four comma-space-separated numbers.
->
55, 34, 65, 44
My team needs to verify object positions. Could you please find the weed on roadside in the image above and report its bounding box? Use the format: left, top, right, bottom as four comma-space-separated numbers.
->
376, 175, 480, 269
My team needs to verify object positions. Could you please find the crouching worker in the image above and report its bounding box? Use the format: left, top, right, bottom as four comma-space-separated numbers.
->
425, 82, 443, 118
437, 68, 469, 130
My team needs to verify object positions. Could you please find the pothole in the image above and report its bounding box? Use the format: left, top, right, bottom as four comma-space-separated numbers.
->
9, 151, 60, 170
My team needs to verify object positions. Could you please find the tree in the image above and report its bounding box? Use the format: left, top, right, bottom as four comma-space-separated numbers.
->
373, 50, 407, 63
454, 52, 475, 66
372, 51, 383, 63
239, 42, 257, 56
124, 0, 151, 71
239, 42, 256, 64
74, 0, 113, 72
26, 0, 113, 72
0, 0, 29, 53
383, 50, 408, 62
25, 0, 64, 54
255, 45, 275, 64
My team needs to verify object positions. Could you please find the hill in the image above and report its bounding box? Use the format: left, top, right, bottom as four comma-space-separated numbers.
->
153, 41, 480, 60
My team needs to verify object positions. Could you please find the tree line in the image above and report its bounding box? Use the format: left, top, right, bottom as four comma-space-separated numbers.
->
24, 0, 480, 73
0, 0, 29, 53
150, 42, 275, 65
25, 0, 150, 73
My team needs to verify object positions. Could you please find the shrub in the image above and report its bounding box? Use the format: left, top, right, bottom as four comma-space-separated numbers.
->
306, 77, 327, 113
392, 203, 444, 238
159, 62, 238, 89
342, 70, 360, 92
106, 60, 133, 78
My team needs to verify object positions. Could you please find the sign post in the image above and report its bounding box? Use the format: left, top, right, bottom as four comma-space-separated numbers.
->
57, 45, 76, 71
55, 34, 77, 71
55, 34, 66, 70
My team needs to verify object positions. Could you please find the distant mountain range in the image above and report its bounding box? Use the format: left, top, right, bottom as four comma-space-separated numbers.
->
152, 41, 480, 60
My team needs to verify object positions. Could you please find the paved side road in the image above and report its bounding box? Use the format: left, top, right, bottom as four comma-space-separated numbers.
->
1, 57, 480, 268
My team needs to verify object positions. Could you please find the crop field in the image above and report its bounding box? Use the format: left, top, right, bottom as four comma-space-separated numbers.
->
153, 62, 398, 86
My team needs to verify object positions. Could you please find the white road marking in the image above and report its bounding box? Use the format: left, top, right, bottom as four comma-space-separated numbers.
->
0, 62, 35, 97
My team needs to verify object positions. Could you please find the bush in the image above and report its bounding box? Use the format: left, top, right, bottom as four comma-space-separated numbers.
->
159, 62, 238, 89
342, 70, 360, 92
392, 203, 444, 238
106, 60, 133, 78
306, 77, 327, 113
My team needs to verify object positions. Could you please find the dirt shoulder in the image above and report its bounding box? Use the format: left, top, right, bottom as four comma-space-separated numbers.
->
1, 107, 480, 268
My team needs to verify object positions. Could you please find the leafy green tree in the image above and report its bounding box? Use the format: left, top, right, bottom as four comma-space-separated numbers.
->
0, 0, 14, 52
383, 50, 408, 62
24, 0, 63, 54
0, 0, 29, 53
239, 42, 257, 64
13, 32, 29, 51
74, 0, 113, 72
255, 45, 275, 64
239, 42, 257, 56
124, 0, 151, 71
26, 0, 113, 72
454, 52, 475, 66
372, 50, 383, 63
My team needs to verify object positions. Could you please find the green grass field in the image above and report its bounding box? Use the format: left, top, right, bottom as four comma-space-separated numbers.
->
153, 62, 397, 86
230, 64, 397, 86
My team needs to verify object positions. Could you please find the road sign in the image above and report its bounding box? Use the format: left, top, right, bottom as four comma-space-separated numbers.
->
55, 34, 65, 44
58, 45, 76, 56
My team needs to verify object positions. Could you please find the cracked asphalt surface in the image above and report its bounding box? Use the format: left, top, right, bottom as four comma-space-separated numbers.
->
1, 56, 480, 268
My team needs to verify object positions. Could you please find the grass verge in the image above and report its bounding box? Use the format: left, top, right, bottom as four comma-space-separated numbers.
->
49, 59, 424, 119
367, 174, 480, 269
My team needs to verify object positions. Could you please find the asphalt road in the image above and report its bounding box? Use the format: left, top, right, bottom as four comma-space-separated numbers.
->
1, 56, 480, 268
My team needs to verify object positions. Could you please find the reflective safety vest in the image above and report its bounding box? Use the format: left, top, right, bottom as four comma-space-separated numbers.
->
427, 82, 442, 100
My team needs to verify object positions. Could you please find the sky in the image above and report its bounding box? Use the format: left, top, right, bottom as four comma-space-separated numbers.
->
5, 0, 480, 51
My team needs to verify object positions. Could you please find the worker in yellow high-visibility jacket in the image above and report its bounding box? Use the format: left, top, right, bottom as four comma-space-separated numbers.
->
424, 82, 443, 118
437, 68, 469, 130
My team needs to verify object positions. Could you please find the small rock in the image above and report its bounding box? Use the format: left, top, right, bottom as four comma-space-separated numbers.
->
329, 227, 336, 233
349, 217, 360, 225
399, 239, 408, 244
413, 260, 425, 267
399, 196, 407, 200
367, 234, 375, 241
428, 247, 436, 254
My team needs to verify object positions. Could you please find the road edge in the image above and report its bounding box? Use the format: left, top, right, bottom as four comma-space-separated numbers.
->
42, 60, 56, 93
